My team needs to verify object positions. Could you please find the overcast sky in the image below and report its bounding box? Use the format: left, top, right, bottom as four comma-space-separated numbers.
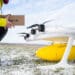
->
1, 0, 75, 43
2, 0, 74, 14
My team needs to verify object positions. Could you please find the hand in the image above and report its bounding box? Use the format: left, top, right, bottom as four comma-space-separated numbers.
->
5, 14, 14, 29
6, 20, 14, 28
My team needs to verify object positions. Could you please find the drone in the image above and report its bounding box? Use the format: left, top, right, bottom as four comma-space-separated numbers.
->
19, 20, 54, 40
19, 19, 75, 69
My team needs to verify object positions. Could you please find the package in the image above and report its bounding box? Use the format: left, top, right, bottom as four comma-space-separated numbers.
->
0, 15, 25, 25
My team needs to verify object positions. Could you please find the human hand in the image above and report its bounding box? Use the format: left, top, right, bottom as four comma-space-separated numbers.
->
5, 14, 14, 29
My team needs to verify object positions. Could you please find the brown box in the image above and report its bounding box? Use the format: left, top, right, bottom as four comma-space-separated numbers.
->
0, 15, 25, 26
9, 15, 25, 26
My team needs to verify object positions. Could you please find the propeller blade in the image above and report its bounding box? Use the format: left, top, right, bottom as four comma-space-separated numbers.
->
19, 32, 30, 40
19, 32, 28, 34
42, 19, 54, 24
27, 19, 54, 29
27, 24, 39, 29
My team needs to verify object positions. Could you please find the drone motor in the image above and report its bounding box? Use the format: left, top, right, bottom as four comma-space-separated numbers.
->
38, 24, 45, 32
31, 29, 36, 35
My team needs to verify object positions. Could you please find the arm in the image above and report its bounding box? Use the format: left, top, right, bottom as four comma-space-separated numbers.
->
0, 15, 14, 41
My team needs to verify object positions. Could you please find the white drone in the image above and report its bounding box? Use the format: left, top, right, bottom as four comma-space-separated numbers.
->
20, 20, 75, 70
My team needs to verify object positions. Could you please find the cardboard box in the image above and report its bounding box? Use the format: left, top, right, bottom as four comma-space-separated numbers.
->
0, 15, 25, 26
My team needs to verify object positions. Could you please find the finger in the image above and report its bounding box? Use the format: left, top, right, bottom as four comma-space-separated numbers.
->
9, 22, 15, 28
6, 14, 11, 20
10, 22, 14, 27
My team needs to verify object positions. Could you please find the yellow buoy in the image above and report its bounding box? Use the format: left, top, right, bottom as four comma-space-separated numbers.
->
36, 44, 75, 61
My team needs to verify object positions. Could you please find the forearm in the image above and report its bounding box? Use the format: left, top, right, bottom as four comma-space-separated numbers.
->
0, 18, 7, 27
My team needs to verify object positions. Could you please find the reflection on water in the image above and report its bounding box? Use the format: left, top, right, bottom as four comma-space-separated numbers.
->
0, 44, 75, 75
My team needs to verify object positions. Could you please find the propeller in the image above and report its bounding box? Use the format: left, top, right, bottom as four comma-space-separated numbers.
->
19, 33, 30, 40
27, 24, 39, 29
42, 20, 54, 24
27, 20, 54, 33
19, 20, 54, 40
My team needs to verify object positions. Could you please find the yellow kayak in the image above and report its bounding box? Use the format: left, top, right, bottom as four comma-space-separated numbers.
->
36, 44, 75, 61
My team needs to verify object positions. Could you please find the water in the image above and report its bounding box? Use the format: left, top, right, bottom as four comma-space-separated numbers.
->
0, 44, 75, 75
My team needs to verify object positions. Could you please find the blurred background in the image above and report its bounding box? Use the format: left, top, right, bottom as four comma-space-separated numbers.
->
1, 0, 75, 44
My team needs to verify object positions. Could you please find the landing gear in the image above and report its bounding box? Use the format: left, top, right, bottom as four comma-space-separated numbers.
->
59, 37, 73, 64
37, 37, 74, 70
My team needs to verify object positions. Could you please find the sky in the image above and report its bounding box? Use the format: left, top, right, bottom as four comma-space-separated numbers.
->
2, 0, 74, 14
1, 0, 75, 44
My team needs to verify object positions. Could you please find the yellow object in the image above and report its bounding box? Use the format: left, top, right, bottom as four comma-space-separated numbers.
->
0, 0, 7, 27
36, 44, 75, 61
0, 18, 7, 27
0, 0, 3, 9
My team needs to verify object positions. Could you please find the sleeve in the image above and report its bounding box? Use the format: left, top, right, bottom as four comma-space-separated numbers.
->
0, 18, 7, 27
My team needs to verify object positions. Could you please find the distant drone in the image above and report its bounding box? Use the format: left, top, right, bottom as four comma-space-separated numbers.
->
19, 20, 54, 40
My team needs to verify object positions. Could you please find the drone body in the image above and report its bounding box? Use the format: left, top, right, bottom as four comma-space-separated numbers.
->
19, 20, 75, 69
